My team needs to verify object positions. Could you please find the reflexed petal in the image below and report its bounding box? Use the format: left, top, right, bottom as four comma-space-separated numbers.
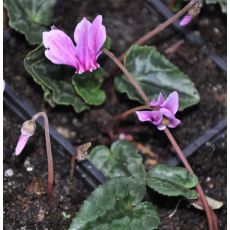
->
43, 29, 78, 69
161, 91, 179, 114
159, 108, 174, 118
136, 111, 153, 122
15, 134, 31, 156
151, 111, 163, 126
88, 15, 106, 59
168, 116, 181, 128
74, 17, 96, 73
150, 92, 165, 107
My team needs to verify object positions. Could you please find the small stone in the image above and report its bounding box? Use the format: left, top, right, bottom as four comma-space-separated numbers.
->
37, 208, 46, 222
70, 131, 76, 139
24, 159, 31, 168
26, 166, 33, 172
4, 168, 14, 177
57, 127, 71, 139
213, 27, 220, 35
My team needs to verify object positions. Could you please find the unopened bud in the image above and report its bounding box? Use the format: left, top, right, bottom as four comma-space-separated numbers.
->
15, 120, 36, 156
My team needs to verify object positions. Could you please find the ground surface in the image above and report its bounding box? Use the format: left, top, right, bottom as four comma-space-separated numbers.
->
3, 0, 226, 229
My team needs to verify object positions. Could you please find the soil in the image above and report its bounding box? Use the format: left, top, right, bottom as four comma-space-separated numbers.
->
3, 108, 91, 229
3, 0, 226, 229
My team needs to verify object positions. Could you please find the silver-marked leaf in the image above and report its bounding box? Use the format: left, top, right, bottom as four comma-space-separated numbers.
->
88, 140, 146, 180
69, 177, 160, 230
4, 0, 56, 44
72, 69, 106, 106
147, 164, 198, 199
24, 45, 88, 113
114, 45, 200, 111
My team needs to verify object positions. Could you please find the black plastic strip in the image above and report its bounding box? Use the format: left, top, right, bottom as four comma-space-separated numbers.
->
147, 0, 227, 72
4, 82, 106, 187
167, 117, 227, 166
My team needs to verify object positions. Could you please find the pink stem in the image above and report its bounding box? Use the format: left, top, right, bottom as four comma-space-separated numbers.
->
32, 112, 54, 203
164, 128, 218, 230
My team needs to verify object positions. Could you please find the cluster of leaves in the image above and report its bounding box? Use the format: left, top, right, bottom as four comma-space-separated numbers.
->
5, 0, 201, 113
4, 1, 208, 229
69, 140, 199, 229
24, 45, 106, 113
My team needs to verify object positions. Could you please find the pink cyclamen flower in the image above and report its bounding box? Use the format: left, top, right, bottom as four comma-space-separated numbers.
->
43, 15, 106, 74
179, 15, 193, 26
136, 91, 181, 130
15, 120, 36, 156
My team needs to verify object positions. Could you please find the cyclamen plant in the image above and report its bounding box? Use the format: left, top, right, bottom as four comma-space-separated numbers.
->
8, 0, 220, 229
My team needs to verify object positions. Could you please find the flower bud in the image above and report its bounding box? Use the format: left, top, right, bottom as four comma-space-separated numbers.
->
15, 120, 36, 156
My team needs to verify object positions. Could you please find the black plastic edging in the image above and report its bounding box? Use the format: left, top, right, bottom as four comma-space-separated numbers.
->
167, 117, 227, 166
146, 0, 227, 72
3, 82, 107, 188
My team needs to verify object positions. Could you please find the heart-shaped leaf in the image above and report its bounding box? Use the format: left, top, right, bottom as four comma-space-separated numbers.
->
4, 0, 56, 44
147, 164, 198, 199
88, 140, 146, 180
72, 69, 106, 106
24, 45, 88, 113
69, 177, 160, 230
114, 45, 200, 111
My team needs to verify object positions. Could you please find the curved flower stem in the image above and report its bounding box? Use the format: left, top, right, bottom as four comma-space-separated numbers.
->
114, 105, 217, 229
103, 48, 150, 104
104, 45, 217, 229
31, 112, 54, 204
164, 128, 218, 230
113, 105, 151, 132
117, 105, 151, 121
118, 0, 197, 62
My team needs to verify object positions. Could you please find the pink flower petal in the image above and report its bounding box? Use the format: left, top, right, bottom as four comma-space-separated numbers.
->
88, 15, 106, 60
179, 15, 192, 27
161, 91, 179, 114
150, 92, 165, 107
136, 111, 153, 122
15, 134, 31, 156
160, 108, 181, 129
74, 17, 96, 74
151, 111, 163, 126
168, 116, 181, 128
43, 29, 78, 69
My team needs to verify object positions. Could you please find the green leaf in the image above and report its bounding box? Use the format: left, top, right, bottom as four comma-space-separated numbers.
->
88, 140, 146, 180
114, 45, 200, 111
205, 0, 227, 13
24, 45, 88, 113
147, 164, 199, 199
72, 69, 106, 106
69, 177, 160, 230
4, 0, 56, 45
